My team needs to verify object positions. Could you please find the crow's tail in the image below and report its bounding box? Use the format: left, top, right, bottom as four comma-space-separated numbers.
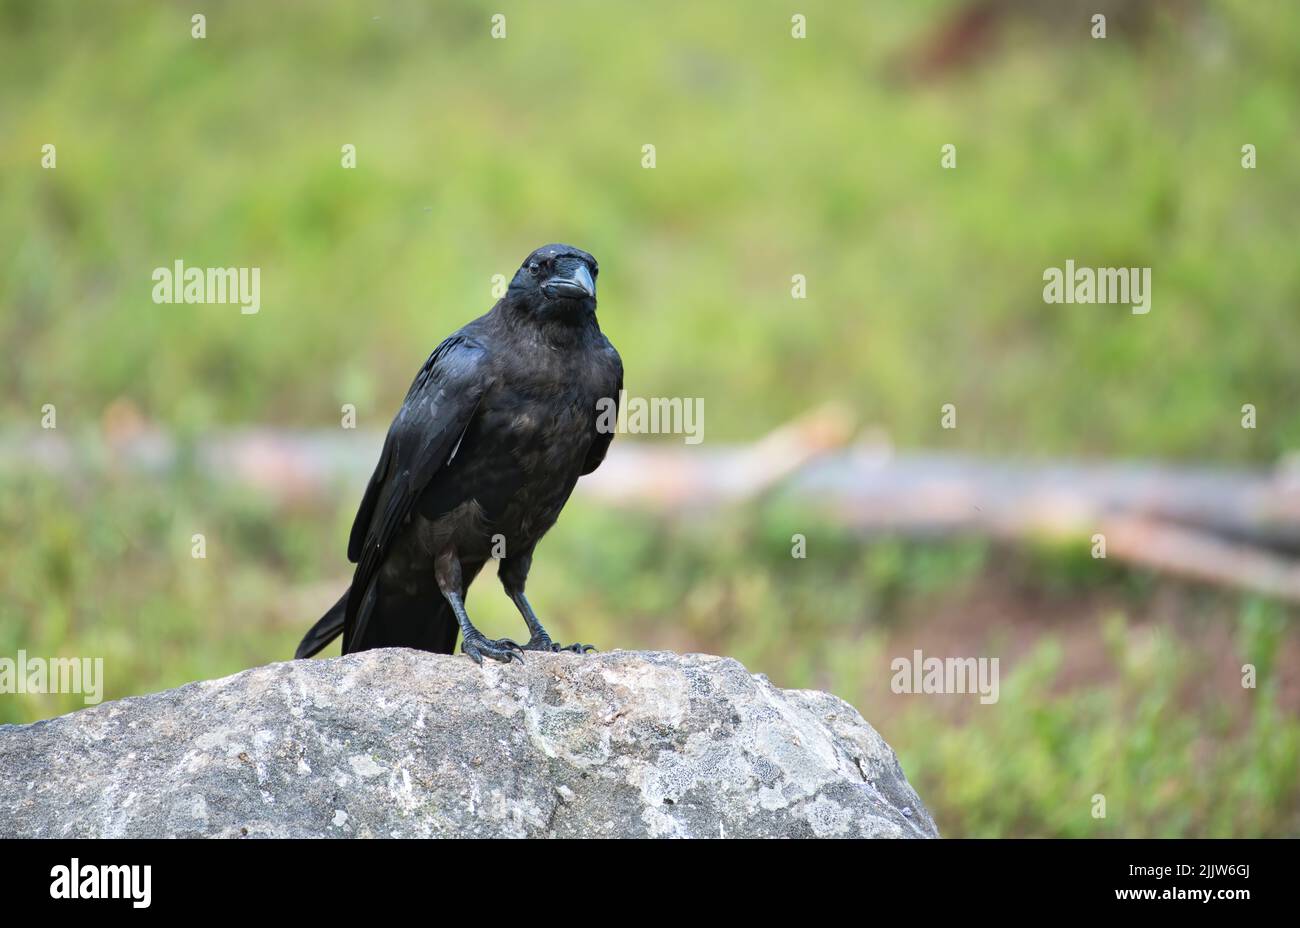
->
295, 589, 349, 659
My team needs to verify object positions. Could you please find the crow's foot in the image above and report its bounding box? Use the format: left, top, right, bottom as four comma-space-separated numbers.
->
513, 634, 596, 654
461, 633, 525, 665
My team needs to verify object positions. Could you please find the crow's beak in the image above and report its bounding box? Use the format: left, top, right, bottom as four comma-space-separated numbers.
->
543, 263, 596, 301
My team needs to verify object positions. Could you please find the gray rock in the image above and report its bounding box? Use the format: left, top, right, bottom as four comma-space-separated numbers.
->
0, 649, 938, 838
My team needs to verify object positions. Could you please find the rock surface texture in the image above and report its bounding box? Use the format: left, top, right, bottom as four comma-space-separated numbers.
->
0, 649, 938, 838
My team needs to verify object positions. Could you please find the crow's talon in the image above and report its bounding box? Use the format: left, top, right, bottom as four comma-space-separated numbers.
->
513, 635, 596, 654
462, 635, 525, 665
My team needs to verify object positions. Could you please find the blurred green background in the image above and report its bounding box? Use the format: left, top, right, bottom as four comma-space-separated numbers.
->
2, 0, 1298, 836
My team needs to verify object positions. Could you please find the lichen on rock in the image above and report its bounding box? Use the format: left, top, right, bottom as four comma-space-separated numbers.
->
0, 649, 938, 839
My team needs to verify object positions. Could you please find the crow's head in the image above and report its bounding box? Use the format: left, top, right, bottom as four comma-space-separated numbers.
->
507, 243, 598, 322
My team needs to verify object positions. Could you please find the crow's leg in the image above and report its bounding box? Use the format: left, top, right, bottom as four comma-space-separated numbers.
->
508, 590, 596, 654
499, 552, 596, 654
435, 547, 522, 664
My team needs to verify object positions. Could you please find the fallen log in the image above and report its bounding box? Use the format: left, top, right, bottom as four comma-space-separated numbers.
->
9, 412, 1300, 600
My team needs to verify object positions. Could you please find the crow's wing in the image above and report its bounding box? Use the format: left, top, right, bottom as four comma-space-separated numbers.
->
344, 334, 491, 648
582, 344, 623, 475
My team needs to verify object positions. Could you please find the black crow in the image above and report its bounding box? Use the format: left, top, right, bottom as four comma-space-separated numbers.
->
295, 244, 622, 663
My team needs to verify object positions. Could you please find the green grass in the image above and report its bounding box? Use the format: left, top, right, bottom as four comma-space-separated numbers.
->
3, 1, 1299, 455
902, 612, 1300, 837
3, 467, 1298, 837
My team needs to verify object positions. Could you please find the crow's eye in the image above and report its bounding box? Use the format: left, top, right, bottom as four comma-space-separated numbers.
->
528, 261, 541, 277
